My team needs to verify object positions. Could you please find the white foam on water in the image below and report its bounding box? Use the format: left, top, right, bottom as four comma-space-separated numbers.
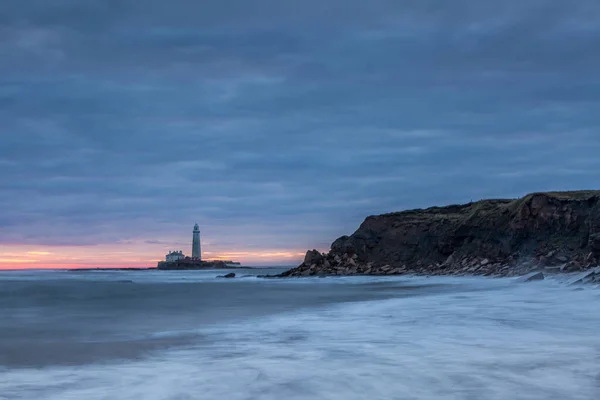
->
2, 279, 600, 400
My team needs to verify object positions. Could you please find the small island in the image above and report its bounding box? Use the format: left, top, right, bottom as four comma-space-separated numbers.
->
157, 258, 241, 270
156, 223, 241, 270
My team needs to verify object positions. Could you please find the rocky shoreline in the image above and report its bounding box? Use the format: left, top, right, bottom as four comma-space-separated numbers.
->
279, 191, 600, 283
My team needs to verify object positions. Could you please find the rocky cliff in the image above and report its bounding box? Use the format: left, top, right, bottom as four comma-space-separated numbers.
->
281, 191, 600, 277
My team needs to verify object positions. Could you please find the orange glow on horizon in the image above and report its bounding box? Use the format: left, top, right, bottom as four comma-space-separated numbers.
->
0, 258, 40, 263
0, 242, 309, 270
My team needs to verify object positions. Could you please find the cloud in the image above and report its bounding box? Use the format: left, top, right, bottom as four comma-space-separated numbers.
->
1, 0, 600, 265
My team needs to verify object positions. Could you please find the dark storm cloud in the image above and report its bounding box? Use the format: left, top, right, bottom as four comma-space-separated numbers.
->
1, 0, 600, 255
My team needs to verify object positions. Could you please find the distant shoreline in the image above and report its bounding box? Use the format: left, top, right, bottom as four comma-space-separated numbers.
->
65, 266, 287, 272
69, 267, 158, 271
0, 266, 291, 272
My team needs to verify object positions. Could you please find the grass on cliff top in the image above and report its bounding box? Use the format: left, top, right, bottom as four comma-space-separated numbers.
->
377, 199, 513, 224
527, 190, 600, 200
377, 190, 600, 221
506, 190, 600, 212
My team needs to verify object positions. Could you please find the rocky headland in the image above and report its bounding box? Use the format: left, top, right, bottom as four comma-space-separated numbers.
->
280, 191, 600, 281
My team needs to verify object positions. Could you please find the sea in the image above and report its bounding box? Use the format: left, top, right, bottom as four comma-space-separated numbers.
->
1, 268, 600, 400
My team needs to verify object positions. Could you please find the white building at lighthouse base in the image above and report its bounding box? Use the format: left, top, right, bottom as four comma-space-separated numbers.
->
165, 250, 185, 262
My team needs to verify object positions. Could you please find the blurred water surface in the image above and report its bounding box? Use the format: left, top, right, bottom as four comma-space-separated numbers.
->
1, 268, 599, 400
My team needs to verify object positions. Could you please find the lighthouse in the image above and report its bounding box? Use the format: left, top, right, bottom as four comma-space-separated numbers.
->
192, 223, 201, 260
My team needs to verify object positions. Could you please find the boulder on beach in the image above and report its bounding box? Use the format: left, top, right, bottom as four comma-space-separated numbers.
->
217, 273, 236, 279
567, 267, 600, 286
516, 271, 545, 283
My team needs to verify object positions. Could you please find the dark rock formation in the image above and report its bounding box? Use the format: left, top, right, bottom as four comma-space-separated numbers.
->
217, 273, 236, 278
281, 191, 600, 278
304, 249, 325, 266
589, 233, 600, 256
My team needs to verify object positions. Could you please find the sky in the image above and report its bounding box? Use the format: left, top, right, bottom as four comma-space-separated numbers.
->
1, 0, 600, 269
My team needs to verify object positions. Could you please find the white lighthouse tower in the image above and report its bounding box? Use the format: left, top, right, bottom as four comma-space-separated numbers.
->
192, 223, 201, 260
